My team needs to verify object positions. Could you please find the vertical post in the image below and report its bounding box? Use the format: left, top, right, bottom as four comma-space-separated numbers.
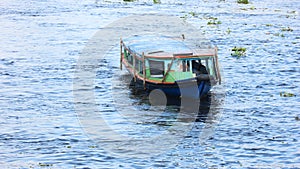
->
120, 38, 123, 70
133, 53, 136, 82
215, 47, 221, 84
142, 52, 146, 90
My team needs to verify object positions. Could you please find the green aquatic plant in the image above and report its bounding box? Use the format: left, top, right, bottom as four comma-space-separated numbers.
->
153, 0, 161, 4
281, 27, 293, 32
189, 11, 197, 17
123, 0, 135, 2
231, 46, 246, 58
274, 33, 285, 37
226, 28, 231, 34
280, 92, 295, 97
208, 16, 218, 20
207, 20, 221, 25
237, 0, 249, 4
265, 24, 273, 27
38, 163, 53, 167
207, 17, 222, 25
180, 14, 188, 21
288, 10, 297, 14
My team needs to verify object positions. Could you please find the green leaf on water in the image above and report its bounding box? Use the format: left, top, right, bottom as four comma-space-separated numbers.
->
226, 28, 231, 34
153, 0, 161, 4
38, 163, 53, 167
280, 92, 295, 97
237, 0, 249, 4
274, 33, 285, 37
281, 27, 293, 32
231, 46, 246, 58
207, 17, 222, 25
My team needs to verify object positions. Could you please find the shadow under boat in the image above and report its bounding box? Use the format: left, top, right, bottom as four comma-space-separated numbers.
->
128, 77, 215, 122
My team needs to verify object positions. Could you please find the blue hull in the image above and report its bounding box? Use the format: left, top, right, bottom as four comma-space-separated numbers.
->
133, 78, 211, 99
159, 81, 211, 99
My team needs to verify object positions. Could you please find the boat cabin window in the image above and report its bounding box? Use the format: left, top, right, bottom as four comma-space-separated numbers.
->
135, 59, 143, 74
127, 52, 133, 65
206, 57, 216, 77
191, 57, 218, 78
192, 59, 208, 75
149, 60, 164, 77
177, 60, 191, 72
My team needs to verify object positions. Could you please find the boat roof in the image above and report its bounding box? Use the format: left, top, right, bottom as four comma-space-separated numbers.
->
122, 35, 216, 59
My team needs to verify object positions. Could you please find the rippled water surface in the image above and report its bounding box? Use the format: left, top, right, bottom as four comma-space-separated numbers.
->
1, 0, 299, 168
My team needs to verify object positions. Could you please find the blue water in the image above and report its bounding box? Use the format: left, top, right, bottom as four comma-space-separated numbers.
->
0, 0, 299, 168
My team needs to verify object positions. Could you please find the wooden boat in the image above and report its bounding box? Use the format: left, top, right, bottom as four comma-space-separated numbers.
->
120, 35, 221, 98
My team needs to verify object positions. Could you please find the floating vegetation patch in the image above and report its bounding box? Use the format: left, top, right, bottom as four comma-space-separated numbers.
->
38, 163, 53, 167
226, 28, 231, 34
265, 24, 273, 27
237, 0, 249, 4
288, 10, 297, 14
280, 92, 296, 97
207, 17, 221, 25
153, 0, 161, 4
188, 11, 197, 17
180, 11, 200, 19
180, 14, 188, 19
281, 27, 293, 32
274, 33, 285, 37
231, 46, 246, 58
123, 0, 135, 2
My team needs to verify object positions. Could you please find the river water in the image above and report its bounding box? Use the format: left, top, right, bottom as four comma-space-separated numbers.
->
0, 0, 299, 168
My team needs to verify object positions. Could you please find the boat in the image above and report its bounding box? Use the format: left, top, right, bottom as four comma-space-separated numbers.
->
120, 35, 221, 98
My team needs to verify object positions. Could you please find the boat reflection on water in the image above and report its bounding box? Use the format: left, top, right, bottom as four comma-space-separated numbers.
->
126, 77, 221, 123
108, 72, 224, 154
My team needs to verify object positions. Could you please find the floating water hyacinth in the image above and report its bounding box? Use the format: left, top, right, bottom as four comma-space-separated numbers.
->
237, 0, 249, 4
153, 0, 161, 4
274, 33, 285, 37
231, 46, 246, 58
207, 17, 222, 25
189, 11, 197, 17
280, 92, 296, 97
38, 163, 53, 167
281, 27, 293, 32
226, 28, 231, 34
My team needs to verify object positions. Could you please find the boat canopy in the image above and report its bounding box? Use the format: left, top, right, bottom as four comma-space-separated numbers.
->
123, 35, 216, 59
